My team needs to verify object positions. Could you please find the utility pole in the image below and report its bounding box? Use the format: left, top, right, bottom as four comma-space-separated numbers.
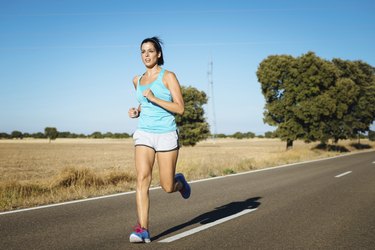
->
207, 59, 217, 140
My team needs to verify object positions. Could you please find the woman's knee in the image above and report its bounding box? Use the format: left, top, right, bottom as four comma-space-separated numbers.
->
161, 182, 175, 193
137, 173, 152, 186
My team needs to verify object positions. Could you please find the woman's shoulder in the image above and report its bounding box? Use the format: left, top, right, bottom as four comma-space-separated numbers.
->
162, 69, 180, 89
163, 69, 177, 80
132, 75, 141, 87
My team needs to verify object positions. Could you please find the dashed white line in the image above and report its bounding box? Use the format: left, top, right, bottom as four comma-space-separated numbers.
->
158, 208, 258, 243
335, 171, 352, 178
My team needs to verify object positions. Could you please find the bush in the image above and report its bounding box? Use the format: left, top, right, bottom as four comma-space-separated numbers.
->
231, 131, 255, 139
0, 133, 11, 139
11, 131, 23, 139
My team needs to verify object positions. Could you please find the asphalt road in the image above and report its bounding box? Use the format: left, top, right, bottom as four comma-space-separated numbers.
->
1, 151, 374, 250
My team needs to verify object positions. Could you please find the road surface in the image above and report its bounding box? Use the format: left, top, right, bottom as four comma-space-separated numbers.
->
1, 151, 374, 249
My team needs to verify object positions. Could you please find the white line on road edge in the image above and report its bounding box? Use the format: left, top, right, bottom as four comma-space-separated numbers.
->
335, 171, 352, 178
158, 208, 258, 243
0, 191, 132, 216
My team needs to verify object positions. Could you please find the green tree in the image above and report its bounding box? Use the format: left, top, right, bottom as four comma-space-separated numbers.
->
44, 127, 58, 142
175, 86, 210, 146
11, 130, 23, 139
91, 131, 104, 139
264, 131, 276, 138
291, 52, 339, 144
0, 132, 11, 139
111, 133, 130, 139
232, 132, 245, 139
78, 133, 87, 138
32, 132, 46, 138
257, 54, 304, 149
216, 133, 228, 138
120, 133, 130, 138
332, 59, 375, 140
257, 52, 375, 148
231, 131, 255, 139
23, 133, 31, 138
103, 132, 113, 138
58, 131, 72, 138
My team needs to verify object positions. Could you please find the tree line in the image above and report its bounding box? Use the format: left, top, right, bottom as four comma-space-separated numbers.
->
0, 129, 131, 140
3, 128, 373, 142
0, 129, 277, 141
257, 52, 375, 149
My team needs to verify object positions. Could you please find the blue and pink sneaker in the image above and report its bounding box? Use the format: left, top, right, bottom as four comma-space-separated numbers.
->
175, 173, 191, 199
129, 224, 151, 243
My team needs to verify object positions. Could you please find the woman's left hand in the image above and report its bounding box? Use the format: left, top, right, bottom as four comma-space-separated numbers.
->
143, 88, 155, 102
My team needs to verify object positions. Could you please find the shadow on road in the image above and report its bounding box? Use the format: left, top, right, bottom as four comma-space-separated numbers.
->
152, 196, 261, 241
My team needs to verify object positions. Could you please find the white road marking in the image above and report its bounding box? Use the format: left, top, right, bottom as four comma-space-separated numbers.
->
335, 171, 352, 178
158, 208, 258, 243
0, 191, 135, 215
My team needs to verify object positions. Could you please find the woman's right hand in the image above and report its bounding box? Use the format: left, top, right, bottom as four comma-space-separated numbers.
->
128, 107, 139, 118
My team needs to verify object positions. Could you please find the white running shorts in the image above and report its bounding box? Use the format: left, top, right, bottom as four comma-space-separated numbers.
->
133, 130, 179, 152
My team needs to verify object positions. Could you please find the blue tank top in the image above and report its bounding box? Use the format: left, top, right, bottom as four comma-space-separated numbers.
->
136, 68, 177, 133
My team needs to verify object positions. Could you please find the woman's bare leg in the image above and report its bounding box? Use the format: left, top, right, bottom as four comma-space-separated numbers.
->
157, 150, 183, 193
135, 146, 155, 229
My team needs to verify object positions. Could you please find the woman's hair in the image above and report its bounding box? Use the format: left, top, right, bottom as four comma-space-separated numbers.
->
140, 36, 164, 66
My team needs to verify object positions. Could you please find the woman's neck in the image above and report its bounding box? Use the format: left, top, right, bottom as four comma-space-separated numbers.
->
145, 65, 160, 77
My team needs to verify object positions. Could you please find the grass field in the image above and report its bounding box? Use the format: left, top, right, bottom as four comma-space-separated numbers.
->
1, 138, 374, 211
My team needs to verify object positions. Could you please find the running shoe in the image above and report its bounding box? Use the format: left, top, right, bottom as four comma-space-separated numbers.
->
175, 173, 191, 199
129, 223, 151, 243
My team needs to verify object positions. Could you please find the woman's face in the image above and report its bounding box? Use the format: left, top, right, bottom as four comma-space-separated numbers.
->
141, 42, 160, 68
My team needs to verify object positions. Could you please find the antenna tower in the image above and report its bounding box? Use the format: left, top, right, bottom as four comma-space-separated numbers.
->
207, 59, 217, 140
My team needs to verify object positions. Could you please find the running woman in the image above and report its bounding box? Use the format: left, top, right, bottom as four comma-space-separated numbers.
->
128, 36, 191, 243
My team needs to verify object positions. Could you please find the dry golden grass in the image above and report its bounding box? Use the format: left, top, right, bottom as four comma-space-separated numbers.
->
1, 138, 374, 211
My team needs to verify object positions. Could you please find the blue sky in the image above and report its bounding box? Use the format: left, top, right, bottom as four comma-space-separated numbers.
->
1, 0, 374, 135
